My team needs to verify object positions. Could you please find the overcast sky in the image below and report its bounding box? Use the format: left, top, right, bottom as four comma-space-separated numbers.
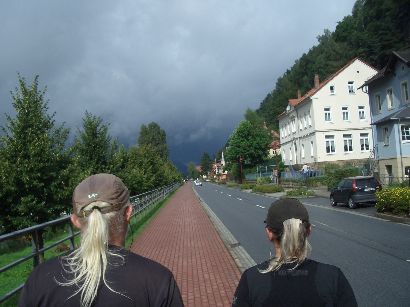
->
0, 0, 356, 171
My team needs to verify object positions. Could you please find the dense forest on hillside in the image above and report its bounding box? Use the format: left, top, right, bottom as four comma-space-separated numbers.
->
257, 0, 410, 130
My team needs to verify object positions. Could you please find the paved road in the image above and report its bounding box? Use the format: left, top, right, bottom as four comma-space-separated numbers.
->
194, 182, 410, 307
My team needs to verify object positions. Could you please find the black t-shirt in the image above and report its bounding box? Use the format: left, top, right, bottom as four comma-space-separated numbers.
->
19, 246, 183, 307
232, 259, 357, 307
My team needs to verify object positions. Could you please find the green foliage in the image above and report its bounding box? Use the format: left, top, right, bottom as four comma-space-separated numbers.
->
0, 75, 71, 233
256, 177, 272, 185
226, 120, 271, 167
286, 188, 315, 197
375, 187, 410, 216
226, 182, 239, 188
138, 122, 169, 160
187, 162, 200, 179
256, 0, 410, 129
252, 184, 284, 193
70, 111, 117, 185
324, 164, 360, 190
240, 183, 255, 190
200, 152, 212, 175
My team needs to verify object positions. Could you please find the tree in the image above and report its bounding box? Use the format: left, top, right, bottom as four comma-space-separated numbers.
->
0, 75, 71, 234
199, 153, 212, 176
225, 120, 271, 182
71, 111, 115, 181
138, 122, 169, 160
187, 162, 200, 179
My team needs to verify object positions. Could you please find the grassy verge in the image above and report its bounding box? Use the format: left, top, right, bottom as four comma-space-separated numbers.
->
0, 189, 178, 306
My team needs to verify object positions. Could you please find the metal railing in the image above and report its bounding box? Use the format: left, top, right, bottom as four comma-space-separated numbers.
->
0, 182, 180, 304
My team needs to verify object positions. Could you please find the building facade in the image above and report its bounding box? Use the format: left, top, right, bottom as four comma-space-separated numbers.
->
278, 58, 378, 168
361, 49, 410, 184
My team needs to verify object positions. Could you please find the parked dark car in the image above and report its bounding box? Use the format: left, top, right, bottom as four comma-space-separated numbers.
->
330, 176, 382, 209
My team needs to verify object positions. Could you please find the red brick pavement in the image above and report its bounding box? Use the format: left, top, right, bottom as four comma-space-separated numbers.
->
130, 183, 241, 307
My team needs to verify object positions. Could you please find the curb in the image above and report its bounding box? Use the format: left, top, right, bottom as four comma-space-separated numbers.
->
192, 187, 256, 273
375, 212, 410, 225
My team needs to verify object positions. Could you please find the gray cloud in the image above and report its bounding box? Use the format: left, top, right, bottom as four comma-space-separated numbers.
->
0, 0, 356, 170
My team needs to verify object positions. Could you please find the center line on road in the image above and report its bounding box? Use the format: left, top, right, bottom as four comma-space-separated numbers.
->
228, 194, 231, 197
256, 205, 265, 209
406, 260, 410, 263
237, 198, 242, 201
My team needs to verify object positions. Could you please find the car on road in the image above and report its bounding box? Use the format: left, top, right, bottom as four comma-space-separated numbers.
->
330, 176, 382, 209
194, 179, 202, 186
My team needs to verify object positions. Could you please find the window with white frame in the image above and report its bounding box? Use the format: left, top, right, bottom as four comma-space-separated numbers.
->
310, 141, 314, 157
383, 127, 389, 146
301, 144, 305, 158
304, 114, 307, 128
287, 123, 290, 135
299, 118, 303, 130
325, 135, 335, 154
375, 94, 381, 113
360, 133, 370, 151
289, 148, 292, 161
324, 107, 331, 121
401, 125, 410, 142
348, 81, 355, 94
308, 111, 312, 126
401, 81, 409, 103
330, 85, 335, 95
358, 106, 366, 119
291, 118, 296, 133
342, 106, 349, 121
343, 134, 353, 152
387, 88, 393, 109
282, 150, 286, 161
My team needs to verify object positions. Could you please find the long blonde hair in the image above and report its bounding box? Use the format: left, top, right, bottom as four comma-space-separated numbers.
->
58, 201, 127, 307
260, 218, 311, 273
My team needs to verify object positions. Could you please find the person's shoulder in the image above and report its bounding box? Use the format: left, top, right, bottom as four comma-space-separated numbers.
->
124, 250, 173, 276
310, 259, 341, 274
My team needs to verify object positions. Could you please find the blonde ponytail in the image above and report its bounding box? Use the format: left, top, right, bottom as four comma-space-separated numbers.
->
58, 202, 125, 307
260, 218, 311, 273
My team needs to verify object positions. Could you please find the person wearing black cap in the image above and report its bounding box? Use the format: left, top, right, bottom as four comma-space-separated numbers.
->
232, 198, 357, 307
19, 173, 183, 307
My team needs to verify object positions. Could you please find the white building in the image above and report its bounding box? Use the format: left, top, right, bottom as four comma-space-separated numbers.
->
278, 58, 378, 166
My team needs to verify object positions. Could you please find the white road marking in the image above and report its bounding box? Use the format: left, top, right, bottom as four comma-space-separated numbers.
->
406, 260, 410, 263
315, 221, 329, 227
228, 194, 232, 197
220, 192, 223, 194
237, 198, 242, 201
256, 205, 265, 209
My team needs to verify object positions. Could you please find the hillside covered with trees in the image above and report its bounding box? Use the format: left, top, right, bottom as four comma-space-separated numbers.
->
257, 0, 410, 129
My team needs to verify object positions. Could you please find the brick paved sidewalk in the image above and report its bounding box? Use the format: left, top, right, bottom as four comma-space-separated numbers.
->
130, 183, 241, 307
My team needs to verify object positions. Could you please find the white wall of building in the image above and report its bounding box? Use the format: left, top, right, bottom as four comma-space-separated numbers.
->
279, 59, 377, 166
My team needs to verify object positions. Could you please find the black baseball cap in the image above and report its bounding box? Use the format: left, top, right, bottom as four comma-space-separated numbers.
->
264, 198, 309, 231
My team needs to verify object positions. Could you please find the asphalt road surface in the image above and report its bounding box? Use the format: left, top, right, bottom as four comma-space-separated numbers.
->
194, 182, 410, 307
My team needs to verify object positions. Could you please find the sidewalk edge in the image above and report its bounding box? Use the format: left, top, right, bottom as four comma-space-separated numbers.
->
192, 187, 256, 273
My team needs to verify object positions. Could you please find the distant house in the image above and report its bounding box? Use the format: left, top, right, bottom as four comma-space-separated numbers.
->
278, 58, 378, 168
360, 49, 410, 183
210, 152, 228, 181
268, 130, 281, 157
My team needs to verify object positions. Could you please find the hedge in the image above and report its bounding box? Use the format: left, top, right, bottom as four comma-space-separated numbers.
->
252, 184, 284, 193
375, 187, 410, 216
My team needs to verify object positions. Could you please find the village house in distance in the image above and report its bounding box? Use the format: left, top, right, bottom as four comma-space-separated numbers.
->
278, 58, 378, 169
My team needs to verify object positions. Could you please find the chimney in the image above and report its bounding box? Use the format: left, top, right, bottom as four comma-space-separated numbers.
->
314, 74, 320, 88
297, 89, 301, 99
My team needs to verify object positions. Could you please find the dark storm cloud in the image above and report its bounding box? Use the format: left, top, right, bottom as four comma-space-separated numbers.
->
0, 0, 356, 169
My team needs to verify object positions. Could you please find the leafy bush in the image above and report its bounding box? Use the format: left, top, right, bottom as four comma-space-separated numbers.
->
375, 187, 410, 216
257, 177, 272, 184
286, 188, 315, 197
305, 177, 326, 187
227, 182, 239, 188
240, 183, 255, 190
252, 184, 284, 193
324, 164, 360, 190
